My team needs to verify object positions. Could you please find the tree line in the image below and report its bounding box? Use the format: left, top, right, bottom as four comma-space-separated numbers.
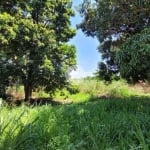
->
0, 0, 150, 101
79, 0, 150, 83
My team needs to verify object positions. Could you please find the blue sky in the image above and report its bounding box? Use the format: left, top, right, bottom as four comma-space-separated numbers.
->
69, 0, 101, 78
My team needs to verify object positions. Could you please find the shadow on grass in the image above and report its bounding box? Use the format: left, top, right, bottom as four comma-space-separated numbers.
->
4, 97, 62, 107
88, 94, 150, 112
1, 94, 150, 150
4, 92, 150, 108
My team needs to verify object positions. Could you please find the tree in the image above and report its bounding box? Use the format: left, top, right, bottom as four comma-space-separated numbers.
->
116, 27, 150, 83
78, 0, 150, 81
0, 0, 76, 101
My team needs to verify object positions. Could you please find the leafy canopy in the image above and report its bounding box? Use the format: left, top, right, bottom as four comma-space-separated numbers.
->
0, 0, 76, 100
116, 28, 150, 83
79, 0, 150, 82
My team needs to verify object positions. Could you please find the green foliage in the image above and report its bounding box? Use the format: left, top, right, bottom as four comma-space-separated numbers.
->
0, 99, 150, 149
0, 0, 76, 100
96, 62, 119, 82
75, 78, 146, 98
54, 79, 147, 103
79, 0, 150, 81
66, 84, 80, 94
116, 28, 150, 82
1, 79, 150, 149
53, 77, 150, 105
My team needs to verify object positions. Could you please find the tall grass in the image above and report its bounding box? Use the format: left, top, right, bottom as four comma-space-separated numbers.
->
55, 79, 148, 103
76, 79, 146, 97
6, 78, 149, 103
1, 79, 150, 149
0, 98, 150, 150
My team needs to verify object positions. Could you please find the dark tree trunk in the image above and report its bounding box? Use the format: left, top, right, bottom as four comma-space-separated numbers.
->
24, 64, 33, 101
24, 83, 32, 101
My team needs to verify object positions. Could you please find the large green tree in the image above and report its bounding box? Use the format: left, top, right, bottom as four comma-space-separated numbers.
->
79, 0, 150, 81
116, 27, 150, 83
0, 0, 76, 101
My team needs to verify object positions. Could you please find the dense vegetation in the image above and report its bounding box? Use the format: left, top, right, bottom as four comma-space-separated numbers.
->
116, 28, 150, 82
79, 0, 150, 82
0, 0, 150, 149
0, 0, 76, 100
0, 79, 150, 150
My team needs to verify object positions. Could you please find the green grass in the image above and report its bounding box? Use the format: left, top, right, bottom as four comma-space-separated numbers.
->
54, 79, 149, 103
1, 79, 150, 149
0, 98, 150, 150
6, 79, 149, 103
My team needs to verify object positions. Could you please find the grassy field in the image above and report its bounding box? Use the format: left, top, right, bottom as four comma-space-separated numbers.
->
0, 79, 150, 150
54, 79, 150, 103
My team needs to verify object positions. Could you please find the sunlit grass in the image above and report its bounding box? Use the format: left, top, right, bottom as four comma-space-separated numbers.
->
6, 78, 150, 103
54, 79, 149, 103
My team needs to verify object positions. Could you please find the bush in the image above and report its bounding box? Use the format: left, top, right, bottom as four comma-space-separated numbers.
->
66, 84, 80, 94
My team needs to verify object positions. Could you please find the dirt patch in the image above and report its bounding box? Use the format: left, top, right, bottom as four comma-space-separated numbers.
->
132, 82, 150, 93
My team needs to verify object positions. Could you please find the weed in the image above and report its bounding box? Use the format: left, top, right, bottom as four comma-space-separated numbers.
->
1, 79, 150, 149
0, 98, 150, 149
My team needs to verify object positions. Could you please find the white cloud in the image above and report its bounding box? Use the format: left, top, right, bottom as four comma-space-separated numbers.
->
70, 66, 94, 79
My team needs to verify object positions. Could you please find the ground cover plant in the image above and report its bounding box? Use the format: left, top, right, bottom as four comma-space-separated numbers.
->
54, 79, 150, 103
0, 99, 150, 150
0, 0, 150, 149
0, 79, 150, 150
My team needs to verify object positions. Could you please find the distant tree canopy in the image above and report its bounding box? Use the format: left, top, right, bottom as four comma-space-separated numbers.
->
79, 0, 150, 82
0, 0, 76, 100
116, 28, 150, 83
